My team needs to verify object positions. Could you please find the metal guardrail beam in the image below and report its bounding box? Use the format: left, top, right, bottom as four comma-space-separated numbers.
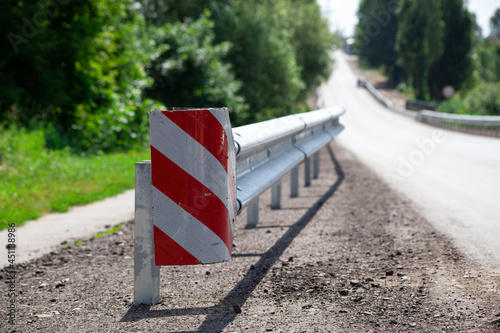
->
233, 107, 345, 216
418, 110, 500, 126
357, 77, 393, 109
358, 75, 500, 133
134, 107, 345, 304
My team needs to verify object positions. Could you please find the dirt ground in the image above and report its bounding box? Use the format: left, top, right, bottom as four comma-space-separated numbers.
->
1, 143, 499, 332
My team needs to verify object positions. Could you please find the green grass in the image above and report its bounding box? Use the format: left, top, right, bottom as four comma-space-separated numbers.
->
61, 239, 86, 247
94, 223, 123, 239
0, 127, 150, 230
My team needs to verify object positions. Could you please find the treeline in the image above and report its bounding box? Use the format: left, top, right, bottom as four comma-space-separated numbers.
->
354, 0, 500, 115
1, 0, 336, 152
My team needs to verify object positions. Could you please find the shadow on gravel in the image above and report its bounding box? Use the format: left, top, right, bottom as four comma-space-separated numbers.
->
121, 145, 344, 332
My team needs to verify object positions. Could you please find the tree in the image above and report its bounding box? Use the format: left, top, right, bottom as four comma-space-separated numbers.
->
354, 0, 401, 84
0, 0, 159, 151
287, 0, 335, 99
395, 0, 444, 99
1, 0, 336, 152
490, 8, 500, 38
144, 14, 247, 122
209, 0, 305, 123
428, 0, 473, 100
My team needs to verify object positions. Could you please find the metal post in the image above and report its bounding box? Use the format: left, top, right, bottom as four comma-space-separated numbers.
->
247, 198, 259, 227
290, 165, 299, 198
271, 179, 282, 210
304, 157, 311, 187
134, 161, 160, 305
313, 151, 320, 179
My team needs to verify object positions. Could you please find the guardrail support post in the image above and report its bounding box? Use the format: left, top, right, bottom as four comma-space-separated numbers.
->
134, 161, 160, 305
313, 151, 320, 179
290, 166, 299, 198
247, 198, 259, 228
271, 179, 282, 210
304, 157, 312, 187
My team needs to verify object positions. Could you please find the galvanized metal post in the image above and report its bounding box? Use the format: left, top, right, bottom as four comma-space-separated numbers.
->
290, 165, 299, 198
304, 157, 311, 187
271, 179, 282, 210
313, 151, 320, 179
134, 161, 160, 305
247, 198, 259, 227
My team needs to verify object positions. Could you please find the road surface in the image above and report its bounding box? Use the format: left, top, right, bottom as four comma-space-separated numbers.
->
320, 51, 500, 267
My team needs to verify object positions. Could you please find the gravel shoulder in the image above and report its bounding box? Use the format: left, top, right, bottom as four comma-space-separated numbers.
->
2, 143, 499, 332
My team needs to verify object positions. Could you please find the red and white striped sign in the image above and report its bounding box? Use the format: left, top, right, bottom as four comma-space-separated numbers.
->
149, 108, 237, 265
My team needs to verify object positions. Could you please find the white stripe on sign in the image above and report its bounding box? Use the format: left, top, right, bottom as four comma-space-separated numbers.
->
209, 108, 237, 232
149, 110, 230, 209
209, 108, 233, 152
152, 187, 231, 263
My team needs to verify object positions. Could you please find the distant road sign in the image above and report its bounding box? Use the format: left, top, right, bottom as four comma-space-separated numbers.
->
442, 85, 455, 99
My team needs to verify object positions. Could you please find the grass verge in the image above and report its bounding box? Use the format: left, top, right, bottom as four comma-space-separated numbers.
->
94, 223, 124, 239
0, 127, 149, 230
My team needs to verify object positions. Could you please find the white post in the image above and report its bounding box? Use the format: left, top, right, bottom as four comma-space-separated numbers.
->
271, 179, 282, 210
313, 151, 320, 179
134, 161, 160, 305
304, 157, 311, 187
290, 165, 299, 198
247, 198, 259, 228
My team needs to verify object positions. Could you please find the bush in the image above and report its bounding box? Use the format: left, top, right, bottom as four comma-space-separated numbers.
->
463, 82, 500, 116
436, 96, 466, 114
145, 15, 248, 125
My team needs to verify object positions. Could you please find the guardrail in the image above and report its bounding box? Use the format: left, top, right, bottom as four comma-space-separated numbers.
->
357, 77, 393, 108
418, 110, 500, 126
134, 107, 345, 305
357, 76, 500, 137
418, 110, 500, 137
234, 107, 344, 226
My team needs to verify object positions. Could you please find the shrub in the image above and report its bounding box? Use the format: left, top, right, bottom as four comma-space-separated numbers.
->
463, 82, 500, 116
436, 96, 466, 114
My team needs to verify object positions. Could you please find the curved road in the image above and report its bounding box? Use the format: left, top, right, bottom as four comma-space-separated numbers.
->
320, 51, 500, 267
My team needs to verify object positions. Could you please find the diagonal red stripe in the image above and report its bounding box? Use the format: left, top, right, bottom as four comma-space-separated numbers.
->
161, 109, 229, 172
151, 146, 233, 251
154, 225, 201, 265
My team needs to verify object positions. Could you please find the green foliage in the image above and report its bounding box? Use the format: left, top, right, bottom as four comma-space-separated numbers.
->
94, 223, 123, 239
395, 0, 444, 100
137, 0, 334, 126
462, 82, 500, 116
437, 83, 500, 116
67, 9, 158, 152
1, 0, 335, 146
61, 239, 86, 247
0, 127, 149, 230
0, 0, 336, 226
436, 96, 466, 114
287, 1, 335, 98
428, 0, 474, 100
491, 8, 500, 33
472, 40, 500, 84
145, 14, 248, 124
210, 1, 305, 124
355, 0, 401, 84
1, 0, 156, 152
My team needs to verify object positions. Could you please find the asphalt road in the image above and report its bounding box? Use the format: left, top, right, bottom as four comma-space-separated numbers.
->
320, 51, 500, 267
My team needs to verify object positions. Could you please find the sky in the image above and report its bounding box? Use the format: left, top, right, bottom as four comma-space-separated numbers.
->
317, 0, 500, 37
